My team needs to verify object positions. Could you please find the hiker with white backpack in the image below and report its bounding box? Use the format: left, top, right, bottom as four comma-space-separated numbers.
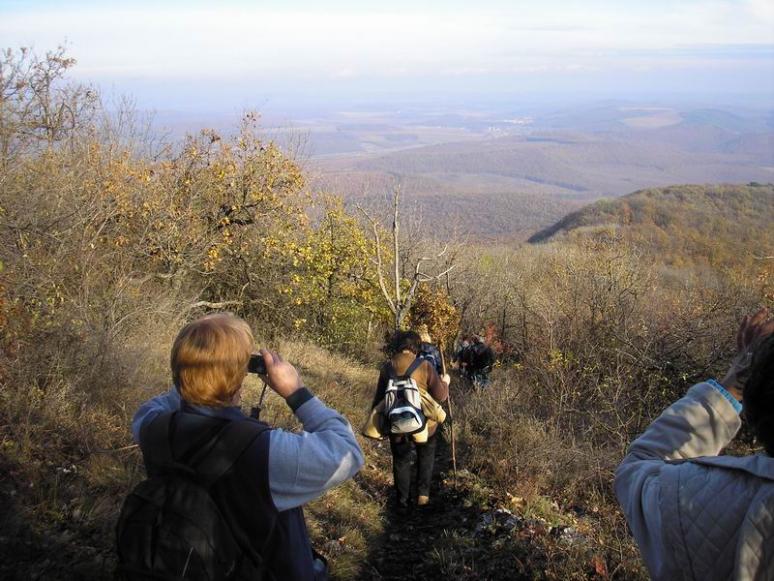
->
370, 330, 449, 513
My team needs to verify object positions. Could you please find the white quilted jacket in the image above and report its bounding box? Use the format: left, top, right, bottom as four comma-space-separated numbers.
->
615, 382, 774, 580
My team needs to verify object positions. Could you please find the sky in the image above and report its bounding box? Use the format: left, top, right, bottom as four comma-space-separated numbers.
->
1, 0, 773, 112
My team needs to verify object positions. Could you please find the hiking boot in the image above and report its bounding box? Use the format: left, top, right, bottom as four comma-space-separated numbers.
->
417, 495, 430, 506
395, 502, 411, 516
393, 494, 412, 515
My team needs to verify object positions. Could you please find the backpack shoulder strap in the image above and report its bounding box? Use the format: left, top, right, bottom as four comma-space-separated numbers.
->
140, 411, 176, 470
386, 361, 398, 380
403, 357, 424, 380
192, 419, 271, 488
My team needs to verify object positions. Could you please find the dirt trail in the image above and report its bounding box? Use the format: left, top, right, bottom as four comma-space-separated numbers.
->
359, 435, 540, 581
364, 476, 481, 579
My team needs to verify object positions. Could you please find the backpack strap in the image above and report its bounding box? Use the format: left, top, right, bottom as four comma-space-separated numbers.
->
386, 357, 424, 382
386, 361, 398, 381
141, 412, 187, 473
402, 356, 424, 380
141, 411, 270, 488
190, 419, 271, 488
190, 419, 275, 574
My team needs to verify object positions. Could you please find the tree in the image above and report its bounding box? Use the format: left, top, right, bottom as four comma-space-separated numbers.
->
359, 187, 454, 330
407, 283, 460, 350
296, 195, 389, 347
0, 46, 99, 169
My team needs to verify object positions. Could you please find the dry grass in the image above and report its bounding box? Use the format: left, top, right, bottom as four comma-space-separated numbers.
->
447, 370, 649, 579
0, 331, 393, 580
239, 338, 393, 580
458, 372, 616, 505
0, 325, 650, 580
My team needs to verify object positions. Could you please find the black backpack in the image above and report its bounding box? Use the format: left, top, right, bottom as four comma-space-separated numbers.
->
116, 412, 270, 581
469, 342, 494, 371
418, 343, 443, 376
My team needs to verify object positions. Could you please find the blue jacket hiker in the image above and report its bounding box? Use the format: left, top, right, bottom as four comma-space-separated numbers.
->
121, 313, 364, 581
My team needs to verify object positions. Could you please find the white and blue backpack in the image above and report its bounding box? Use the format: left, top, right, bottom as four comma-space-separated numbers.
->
383, 358, 426, 435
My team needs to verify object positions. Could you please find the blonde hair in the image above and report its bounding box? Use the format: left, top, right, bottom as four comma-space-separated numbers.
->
171, 313, 254, 406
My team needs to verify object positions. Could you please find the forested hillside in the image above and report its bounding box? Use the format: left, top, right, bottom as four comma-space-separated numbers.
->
313, 133, 773, 240
528, 183, 774, 269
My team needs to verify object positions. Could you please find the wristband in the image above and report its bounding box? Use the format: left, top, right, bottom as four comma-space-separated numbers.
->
707, 379, 743, 414
286, 387, 314, 412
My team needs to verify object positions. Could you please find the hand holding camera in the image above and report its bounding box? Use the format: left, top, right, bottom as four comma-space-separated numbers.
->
249, 349, 303, 400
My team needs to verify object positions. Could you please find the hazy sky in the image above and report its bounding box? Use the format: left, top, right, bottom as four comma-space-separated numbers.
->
1, 0, 773, 111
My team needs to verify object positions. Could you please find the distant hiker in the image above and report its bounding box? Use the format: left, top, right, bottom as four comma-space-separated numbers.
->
463, 335, 495, 388
370, 330, 449, 512
454, 336, 472, 377
118, 313, 364, 581
616, 308, 774, 581
417, 324, 451, 386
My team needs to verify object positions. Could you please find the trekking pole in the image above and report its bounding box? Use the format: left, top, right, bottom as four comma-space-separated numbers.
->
440, 347, 458, 482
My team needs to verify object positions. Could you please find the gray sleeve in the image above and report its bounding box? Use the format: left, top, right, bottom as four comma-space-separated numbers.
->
268, 396, 365, 512
614, 382, 742, 578
620, 382, 741, 465
131, 387, 181, 443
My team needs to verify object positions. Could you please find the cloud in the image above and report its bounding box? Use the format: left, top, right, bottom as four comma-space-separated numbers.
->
609, 43, 774, 60
746, 0, 774, 21
0, 0, 771, 94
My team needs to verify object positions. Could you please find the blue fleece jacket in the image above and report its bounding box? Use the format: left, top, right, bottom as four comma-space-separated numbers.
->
132, 387, 364, 512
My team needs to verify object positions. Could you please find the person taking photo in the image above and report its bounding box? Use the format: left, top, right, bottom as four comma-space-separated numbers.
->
118, 313, 364, 581
616, 308, 774, 580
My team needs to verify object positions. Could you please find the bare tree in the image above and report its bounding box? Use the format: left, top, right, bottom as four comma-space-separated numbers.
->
360, 186, 454, 330
0, 46, 100, 170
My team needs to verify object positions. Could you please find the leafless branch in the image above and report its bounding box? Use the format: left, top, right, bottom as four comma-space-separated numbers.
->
187, 300, 243, 311
358, 204, 397, 315
393, 187, 401, 313
359, 187, 456, 330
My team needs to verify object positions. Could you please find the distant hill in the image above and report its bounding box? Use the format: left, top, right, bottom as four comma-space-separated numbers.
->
528, 183, 774, 269
314, 124, 774, 241
330, 131, 773, 198
308, 102, 774, 241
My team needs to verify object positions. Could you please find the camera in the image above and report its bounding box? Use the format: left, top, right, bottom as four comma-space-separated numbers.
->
248, 353, 267, 375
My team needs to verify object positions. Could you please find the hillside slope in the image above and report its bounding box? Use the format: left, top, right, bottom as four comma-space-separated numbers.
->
1, 335, 647, 580
527, 183, 774, 269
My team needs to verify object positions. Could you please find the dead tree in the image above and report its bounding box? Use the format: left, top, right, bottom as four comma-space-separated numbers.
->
359, 187, 454, 330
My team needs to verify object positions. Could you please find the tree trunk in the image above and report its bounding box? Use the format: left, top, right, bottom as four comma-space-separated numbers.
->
393, 189, 401, 330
